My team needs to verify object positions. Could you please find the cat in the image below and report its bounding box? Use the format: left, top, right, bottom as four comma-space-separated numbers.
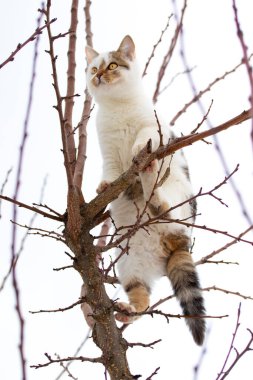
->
85, 35, 206, 345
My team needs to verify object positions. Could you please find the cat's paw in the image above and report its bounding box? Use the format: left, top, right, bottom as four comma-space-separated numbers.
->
142, 159, 159, 174
115, 302, 137, 324
96, 180, 110, 194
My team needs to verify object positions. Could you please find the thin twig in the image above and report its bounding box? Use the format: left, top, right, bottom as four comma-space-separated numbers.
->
203, 286, 253, 301
10, 10, 44, 379
218, 328, 253, 380
158, 218, 253, 246
232, 0, 253, 150
31, 353, 103, 369
159, 65, 196, 95
191, 99, 214, 134
0, 176, 48, 293
54, 330, 91, 380
102, 164, 242, 257
173, 0, 253, 226
153, 0, 187, 103
29, 298, 85, 314
0, 167, 13, 219
54, 354, 78, 380
32, 202, 62, 217
170, 55, 253, 125
0, 195, 63, 221
196, 225, 253, 265
114, 304, 227, 321
142, 14, 173, 77
146, 367, 160, 380
53, 265, 73, 271
216, 303, 241, 380
11, 220, 64, 240
128, 339, 162, 349
0, 18, 56, 69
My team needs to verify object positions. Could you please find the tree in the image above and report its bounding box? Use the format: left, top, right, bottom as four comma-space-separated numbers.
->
0, 0, 253, 379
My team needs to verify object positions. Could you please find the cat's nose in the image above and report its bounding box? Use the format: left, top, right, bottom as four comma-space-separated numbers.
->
96, 70, 103, 79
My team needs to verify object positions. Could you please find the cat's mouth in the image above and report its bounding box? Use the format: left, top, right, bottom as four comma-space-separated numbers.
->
92, 75, 120, 88
92, 76, 107, 87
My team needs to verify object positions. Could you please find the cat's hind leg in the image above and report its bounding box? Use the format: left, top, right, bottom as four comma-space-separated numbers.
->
115, 281, 150, 323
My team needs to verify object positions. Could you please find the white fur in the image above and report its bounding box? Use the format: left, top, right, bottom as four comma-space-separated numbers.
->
86, 49, 194, 289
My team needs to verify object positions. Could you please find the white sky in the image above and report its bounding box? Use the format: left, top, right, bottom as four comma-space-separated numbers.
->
0, 1, 253, 379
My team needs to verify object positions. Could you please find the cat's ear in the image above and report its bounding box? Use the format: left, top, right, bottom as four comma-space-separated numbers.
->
117, 35, 135, 60
85, 46, 99, 64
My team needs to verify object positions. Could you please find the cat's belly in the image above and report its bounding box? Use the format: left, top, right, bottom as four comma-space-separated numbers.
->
111, 197, 169, 287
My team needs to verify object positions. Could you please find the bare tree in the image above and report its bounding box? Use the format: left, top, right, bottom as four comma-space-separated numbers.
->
0, 1, 253, 379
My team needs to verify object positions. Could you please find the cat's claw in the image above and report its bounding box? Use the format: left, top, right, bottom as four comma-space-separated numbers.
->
115, 302, 137, 324
96, 180, 110, 194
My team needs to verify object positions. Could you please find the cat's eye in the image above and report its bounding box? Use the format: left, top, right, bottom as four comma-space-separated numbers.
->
91, 67, 97, 74
108, 62, 118, 70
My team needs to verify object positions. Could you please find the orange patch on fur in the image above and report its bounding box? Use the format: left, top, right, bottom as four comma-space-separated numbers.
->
148, 201, 169, 216
160, 233, 190, 255
127, 283, 150, 313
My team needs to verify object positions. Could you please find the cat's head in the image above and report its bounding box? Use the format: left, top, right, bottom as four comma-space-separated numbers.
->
85, 36, 140, 102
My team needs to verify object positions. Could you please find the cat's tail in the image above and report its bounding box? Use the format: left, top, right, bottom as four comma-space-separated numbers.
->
167, 249, 206, 345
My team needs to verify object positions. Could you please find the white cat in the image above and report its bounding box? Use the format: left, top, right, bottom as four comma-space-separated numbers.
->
85, 36, 205, 345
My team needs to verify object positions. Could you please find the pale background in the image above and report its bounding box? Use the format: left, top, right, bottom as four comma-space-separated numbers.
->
0, 1, 253, 379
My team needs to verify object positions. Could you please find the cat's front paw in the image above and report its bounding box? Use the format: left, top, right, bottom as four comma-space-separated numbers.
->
115, 302, 137, 324
142, 159, 159, 173
96, 180, 110, 194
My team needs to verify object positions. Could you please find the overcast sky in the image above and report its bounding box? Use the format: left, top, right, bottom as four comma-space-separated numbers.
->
0, 1, 253, 379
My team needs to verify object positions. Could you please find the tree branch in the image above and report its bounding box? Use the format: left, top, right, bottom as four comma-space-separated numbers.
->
170, 55, 252, 125
173, 0, 253, 226
63, 0, 79, 175
0, 194, 63, 221
31, 353, 103, 369
196, 225, 253, 265
216, 304, 253, 380
203, 286, 253, 301
87, 108, 251, 219
142, 14, 173, 77
44, 1, 74, 188
153, 0, 187, 103
72, 0, 94, 189
29, 298, 85, 314
9, 11, 45, 378
232, 0, 253, 150
0, 17, 56, 70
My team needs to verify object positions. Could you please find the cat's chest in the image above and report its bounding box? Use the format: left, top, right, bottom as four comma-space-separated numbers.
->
112, 124, 136, 169
98, 110, 139, 147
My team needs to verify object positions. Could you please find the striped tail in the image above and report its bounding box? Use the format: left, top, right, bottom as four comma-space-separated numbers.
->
167, 249, 206, 345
